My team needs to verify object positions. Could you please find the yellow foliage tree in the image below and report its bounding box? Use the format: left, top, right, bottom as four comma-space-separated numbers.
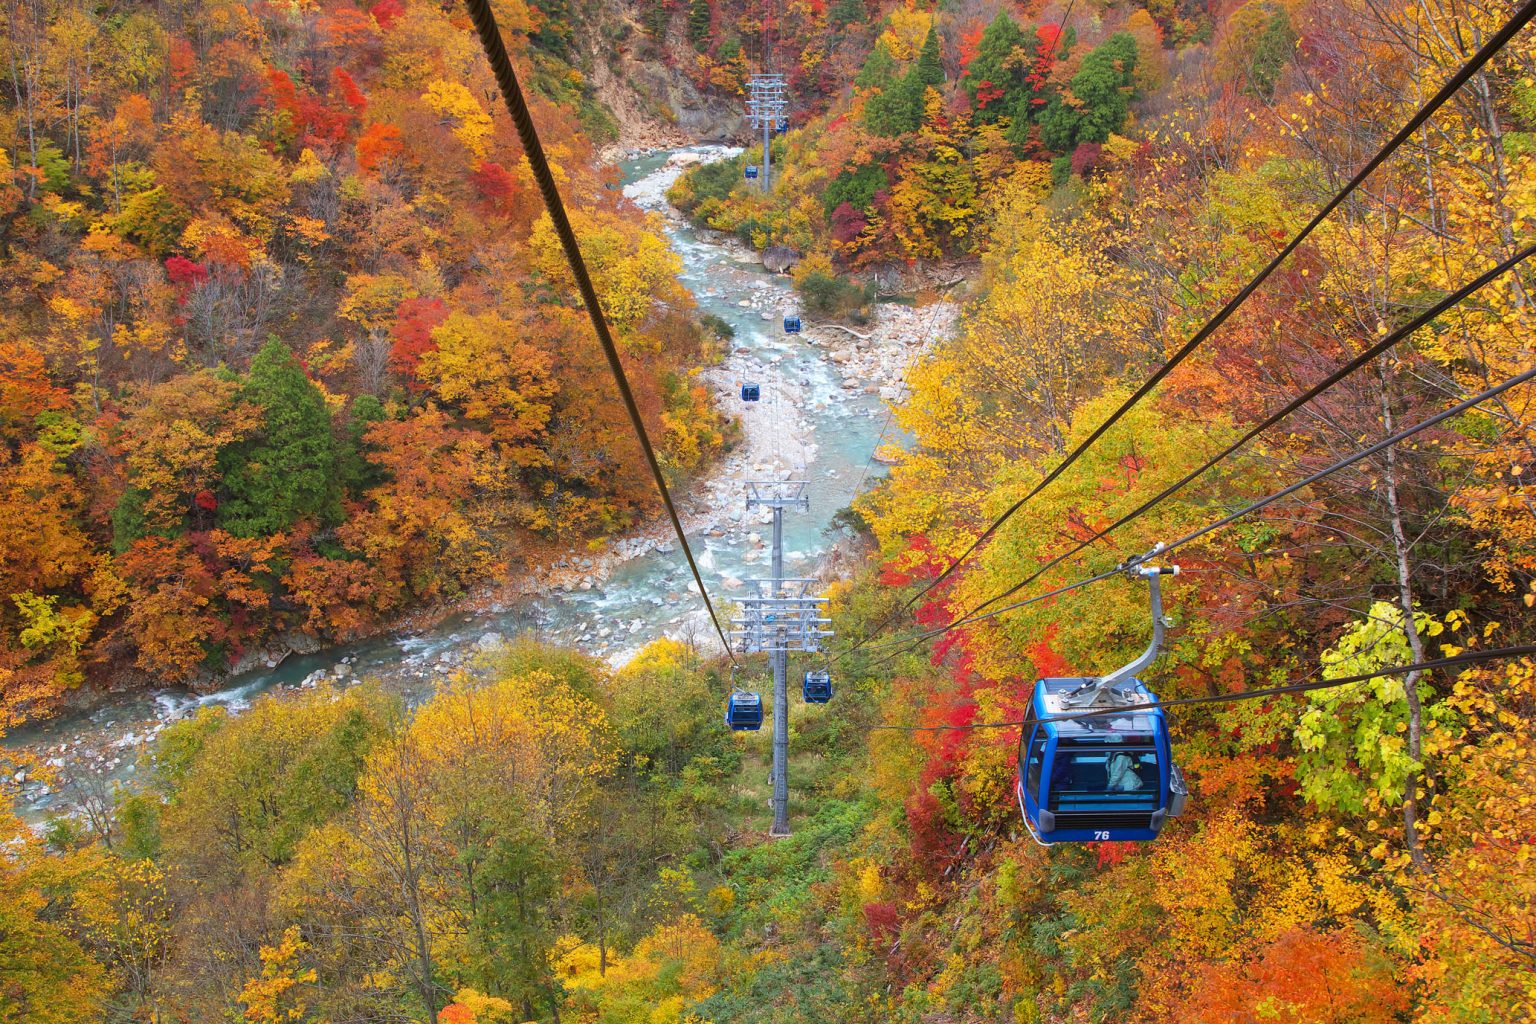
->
957, 216, 1145, 450
0, 800, 110, 1023
416, 310, 557, 456
528, 207, 686, 339
111, 370, 261, 531
422, 80, 495, 159
879, 3, 934, 62
239, 926, 320, 1024
555, 913, 721, 1020
61, 850, 171, 1010
1412, 659, 1536, 1020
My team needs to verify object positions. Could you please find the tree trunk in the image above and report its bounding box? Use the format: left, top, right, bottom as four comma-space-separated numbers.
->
399, 795, 439, 1020
1378, 366, 1430, 872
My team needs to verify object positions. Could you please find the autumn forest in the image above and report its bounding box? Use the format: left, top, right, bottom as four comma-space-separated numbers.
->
1, 0, 1534, 1021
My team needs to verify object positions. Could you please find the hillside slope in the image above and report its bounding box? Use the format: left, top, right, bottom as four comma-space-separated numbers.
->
679, 0, 1536, 1019
0, 0, 730, 718
1, 0, 1535, 1022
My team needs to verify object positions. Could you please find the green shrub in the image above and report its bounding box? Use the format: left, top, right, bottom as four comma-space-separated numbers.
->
671, 157, 746, 216
700, 313, 736, 340
823, 163, 888, 218
796, 271, 872, 319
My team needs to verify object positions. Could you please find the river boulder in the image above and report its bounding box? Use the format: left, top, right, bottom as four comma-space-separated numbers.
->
762, 246, 801, 274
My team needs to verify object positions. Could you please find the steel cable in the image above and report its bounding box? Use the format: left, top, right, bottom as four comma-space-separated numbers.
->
866, 645, 1536, 733
945, 243, 1536, 625
856, 364, 1536, 663
463, 0, 737, 660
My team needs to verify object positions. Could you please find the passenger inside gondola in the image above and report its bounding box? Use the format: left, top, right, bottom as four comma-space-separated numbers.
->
1106, 750, 1145, 791
1048, 742, 1160, 813
1016, 566, 1187, 843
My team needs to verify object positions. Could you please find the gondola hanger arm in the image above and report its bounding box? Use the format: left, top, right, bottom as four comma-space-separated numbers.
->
1063, 553, 1180, 708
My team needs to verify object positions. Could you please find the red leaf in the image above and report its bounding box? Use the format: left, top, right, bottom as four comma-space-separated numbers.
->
370, 0, 404, 30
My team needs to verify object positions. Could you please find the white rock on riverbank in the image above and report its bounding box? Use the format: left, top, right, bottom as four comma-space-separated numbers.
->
622, 145, 744, 213
509, 236, 960, 616
811, 300, 960, 406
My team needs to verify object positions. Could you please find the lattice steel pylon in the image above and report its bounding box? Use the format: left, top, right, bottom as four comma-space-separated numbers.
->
745, 73, 787, 194
730, 480, 831, 836
730, 578, 833, 654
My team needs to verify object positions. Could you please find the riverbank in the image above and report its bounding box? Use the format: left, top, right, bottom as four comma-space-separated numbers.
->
492, 146, 957, 610
445, 245, 957, 624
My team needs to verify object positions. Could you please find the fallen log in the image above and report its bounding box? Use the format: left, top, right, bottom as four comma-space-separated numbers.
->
818, 323, 874, 341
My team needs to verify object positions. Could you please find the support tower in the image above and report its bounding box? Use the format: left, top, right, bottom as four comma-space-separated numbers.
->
730, 481, 832, 835
745, 74, 787, 194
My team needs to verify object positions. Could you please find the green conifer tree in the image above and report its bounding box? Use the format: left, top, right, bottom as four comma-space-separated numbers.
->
687, 0, 711, 49
217, 338, 343, 538
1249, 5, 1298, 97
339, 394, 386, 500
1071, 32, 1138, 143
965, 12, 1027, 121
1035, 92, 1078, 151
855, 38, 896, 90
864, 72, 924, 137
828, 0, 864, 30
915, 25, 944, 88
1036, 32, 1138, 151
864, 29, 941, 138
644, 0, 667, 38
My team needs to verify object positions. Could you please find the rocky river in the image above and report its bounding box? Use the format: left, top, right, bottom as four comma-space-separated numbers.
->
4, 146, 959, 822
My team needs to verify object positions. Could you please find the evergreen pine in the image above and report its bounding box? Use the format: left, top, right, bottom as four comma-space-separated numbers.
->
643, 0, 669, 40
1248, 6, 1298, 97
1036, 92, 1078, 151
823, 164, 889, 217
1071, 32, 1138, 143
864, 72, 924, 137
1036, 32, 1138, 151
1004, 90, 1036, 150
339, 394, 386, 500
687, 0, 711, 49
828, 0, 864, 30
217, 338, 342, 538
854, 39, 896, 90
965, 12, 1027, 121
915, 26, 944, 88
110, 487, 150, 552
863, 29, 940, 138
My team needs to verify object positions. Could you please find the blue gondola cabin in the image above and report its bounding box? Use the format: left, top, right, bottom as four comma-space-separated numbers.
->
725, 691, 763, 731
745, 165, 760, 179
1016, 677, 1187, 844
741, 382, 760, 402
783, 316, 801, 334
802, 670, 832, 704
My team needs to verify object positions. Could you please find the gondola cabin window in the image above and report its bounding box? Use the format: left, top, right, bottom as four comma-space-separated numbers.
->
1048, 741, 1161, 814
1025, 730, 1046, 797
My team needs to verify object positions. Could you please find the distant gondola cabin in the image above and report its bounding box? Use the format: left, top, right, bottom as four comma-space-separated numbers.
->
725, 691, 763, 731
745, 165, 760, 179
802, 670, 832, 704
783, 316, 801, 334
741, 382, 760, 402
